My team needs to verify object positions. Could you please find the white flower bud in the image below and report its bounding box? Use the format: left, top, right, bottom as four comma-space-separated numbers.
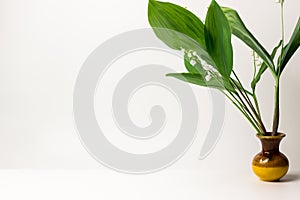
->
205, 74, 212, 81
189, 59, 197, 66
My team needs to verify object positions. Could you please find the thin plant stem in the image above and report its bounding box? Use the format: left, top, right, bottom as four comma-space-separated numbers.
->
221, 90, 261, 133
231, 71, 266, 133
252, 51, 257, 81
228, 79, 264, 132
232, 71, 255, 107
208, 72, 260, 132
251, 52, 262, 119
228, 90, 261, 131
253, 94, 262, 119
229, 74, 266, 133
272, 1, 284, 135
272, 77, 280, 136
279, 2, 285, 74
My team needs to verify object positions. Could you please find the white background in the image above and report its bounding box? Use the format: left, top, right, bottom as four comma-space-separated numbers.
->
0, 0, 300, 199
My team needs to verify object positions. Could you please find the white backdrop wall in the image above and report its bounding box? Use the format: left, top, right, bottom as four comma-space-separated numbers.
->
0, 0, 299, 171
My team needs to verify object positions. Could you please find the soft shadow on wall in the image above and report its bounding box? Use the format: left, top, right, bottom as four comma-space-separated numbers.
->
281, 55, 300, 170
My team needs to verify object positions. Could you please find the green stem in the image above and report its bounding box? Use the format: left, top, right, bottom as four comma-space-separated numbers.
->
253, 93, 262, 119
229, 79, 263, 132
281, 2, 285, 53
230, 73, 266, 134
230, 92, 261, 130
271, 1, 284, 135
252, 51, 257, 81
232, 71, 255, 108
209, 73, 260, 132
251, 52, 262, 119
278, 1, 285, 74
272, 77, 280, 136
222, 90, 261, 133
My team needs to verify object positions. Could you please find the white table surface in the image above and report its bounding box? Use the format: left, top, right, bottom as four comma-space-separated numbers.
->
0, 169, 299, 200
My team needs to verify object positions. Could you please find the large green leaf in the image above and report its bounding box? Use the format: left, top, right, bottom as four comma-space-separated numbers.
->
205, 0, 233, 77
148, 0, 205, 48
166, 73, 236, 92
251, 40, 282, 91
221, 7, 275, 72
148, 0, 215, 66
279, 18, 300, 75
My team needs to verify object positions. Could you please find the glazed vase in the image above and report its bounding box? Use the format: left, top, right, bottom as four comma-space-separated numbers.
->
252, 133, 289, 181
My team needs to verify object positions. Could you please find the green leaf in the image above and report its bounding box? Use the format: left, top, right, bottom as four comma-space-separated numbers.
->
148, 0, 215, 66
221, 7, 275, 72
148, 0, 204, 49
251, 40, 282, 91
278, 18, 300, 75
166, 73, 236, 92
205, 0, 233, 77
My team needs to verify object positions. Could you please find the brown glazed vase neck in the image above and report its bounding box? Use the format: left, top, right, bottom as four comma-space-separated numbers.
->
257, 133, 285, 155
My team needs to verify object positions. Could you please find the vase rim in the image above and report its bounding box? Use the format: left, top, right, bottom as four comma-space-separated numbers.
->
256, 132, 286, 139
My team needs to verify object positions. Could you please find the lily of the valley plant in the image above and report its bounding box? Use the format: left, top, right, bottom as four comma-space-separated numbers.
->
148, 0, 300, 136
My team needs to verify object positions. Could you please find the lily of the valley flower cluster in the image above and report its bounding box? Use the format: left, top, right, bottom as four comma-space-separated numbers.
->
184, 49, 221, 81
252, 51, 263, 68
